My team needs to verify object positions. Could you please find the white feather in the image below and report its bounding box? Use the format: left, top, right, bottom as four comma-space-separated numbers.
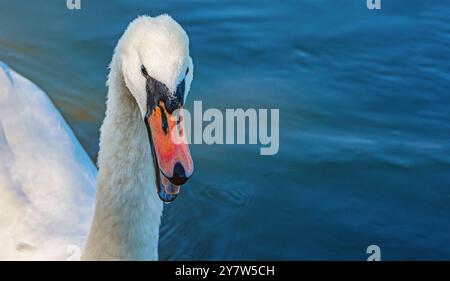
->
0, 62, 96, 260
0, 14, 193, 260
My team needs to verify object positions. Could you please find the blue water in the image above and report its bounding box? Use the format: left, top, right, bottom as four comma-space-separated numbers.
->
1, 0, 449, 260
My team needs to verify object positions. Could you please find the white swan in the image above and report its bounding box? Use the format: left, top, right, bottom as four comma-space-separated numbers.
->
0, 14, 194, 261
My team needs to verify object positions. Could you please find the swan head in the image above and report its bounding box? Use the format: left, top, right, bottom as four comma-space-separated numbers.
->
117, 15, 194, 203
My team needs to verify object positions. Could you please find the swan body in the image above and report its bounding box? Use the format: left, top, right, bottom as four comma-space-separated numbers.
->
0, 14, 194, 260
0, 62, 96, 260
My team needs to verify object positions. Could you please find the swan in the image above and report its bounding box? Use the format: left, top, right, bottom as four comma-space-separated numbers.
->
0, 14, 194, 261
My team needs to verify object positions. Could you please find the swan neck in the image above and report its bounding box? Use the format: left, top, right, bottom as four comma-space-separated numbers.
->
82, 58, 163, 260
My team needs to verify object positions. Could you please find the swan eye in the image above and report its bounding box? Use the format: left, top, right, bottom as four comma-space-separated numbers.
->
185, 68, 189, 76
141, 65, 148, 77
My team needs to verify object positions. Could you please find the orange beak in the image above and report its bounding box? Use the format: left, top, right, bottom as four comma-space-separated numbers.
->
145, 101, 194, 202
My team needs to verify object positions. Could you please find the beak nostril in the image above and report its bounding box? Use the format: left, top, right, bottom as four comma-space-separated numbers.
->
170, 162, 189, 185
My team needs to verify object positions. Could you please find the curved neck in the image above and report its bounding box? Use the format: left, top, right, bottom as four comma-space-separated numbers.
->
82, 57, 163, 260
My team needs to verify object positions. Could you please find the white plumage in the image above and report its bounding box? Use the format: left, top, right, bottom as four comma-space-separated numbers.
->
0, 14, 193, 260
0, 61, 96, 260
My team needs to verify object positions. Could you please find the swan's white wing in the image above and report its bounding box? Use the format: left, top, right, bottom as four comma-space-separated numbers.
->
0, 62, 97, 260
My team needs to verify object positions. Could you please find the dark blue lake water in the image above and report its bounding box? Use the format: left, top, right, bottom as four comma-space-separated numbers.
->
0, 0, 449, 260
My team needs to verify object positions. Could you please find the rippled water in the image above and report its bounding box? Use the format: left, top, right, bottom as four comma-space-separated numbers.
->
1, 0, 450, 260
